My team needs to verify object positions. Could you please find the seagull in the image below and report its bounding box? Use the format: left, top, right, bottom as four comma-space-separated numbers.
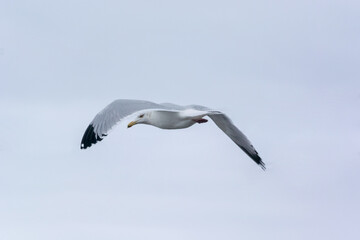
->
80, 99, 265, 169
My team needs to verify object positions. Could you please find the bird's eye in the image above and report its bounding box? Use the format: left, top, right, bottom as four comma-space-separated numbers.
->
139, 114, 144, 118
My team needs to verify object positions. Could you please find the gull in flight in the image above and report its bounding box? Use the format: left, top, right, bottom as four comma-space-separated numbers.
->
80, 99, 265, 169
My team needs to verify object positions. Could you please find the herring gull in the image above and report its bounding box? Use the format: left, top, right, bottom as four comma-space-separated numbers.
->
80, 99, 265, 169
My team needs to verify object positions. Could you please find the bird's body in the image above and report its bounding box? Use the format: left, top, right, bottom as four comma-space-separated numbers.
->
81, 99, 265, 169
144, 109, 207, 129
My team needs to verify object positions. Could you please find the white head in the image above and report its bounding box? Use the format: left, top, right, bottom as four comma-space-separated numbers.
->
127, 112, 151, 128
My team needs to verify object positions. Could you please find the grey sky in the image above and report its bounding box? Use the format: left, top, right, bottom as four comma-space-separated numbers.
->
1, 0, 359, 239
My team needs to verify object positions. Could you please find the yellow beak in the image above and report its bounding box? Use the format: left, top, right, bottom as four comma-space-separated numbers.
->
127, 121, 137, 128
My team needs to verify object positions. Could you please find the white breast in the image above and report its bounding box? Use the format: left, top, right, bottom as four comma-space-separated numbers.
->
148, 110, 196, 129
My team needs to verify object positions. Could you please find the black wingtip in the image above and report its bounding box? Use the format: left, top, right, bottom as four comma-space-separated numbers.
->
239, 146, 266, 170
250, 153, 266, 171
80, 124, 105, 150
258, 158, 266, 171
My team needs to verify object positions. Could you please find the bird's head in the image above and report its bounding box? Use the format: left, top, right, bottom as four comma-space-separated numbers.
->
127, 112, 150, 128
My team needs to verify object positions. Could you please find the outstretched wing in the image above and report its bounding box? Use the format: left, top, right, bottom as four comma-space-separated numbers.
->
181, 104, 264, 169
208, 113, 265, 170
81, 99, 171, 149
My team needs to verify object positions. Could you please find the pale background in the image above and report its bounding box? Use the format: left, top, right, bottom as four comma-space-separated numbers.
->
1, 1, 359, 239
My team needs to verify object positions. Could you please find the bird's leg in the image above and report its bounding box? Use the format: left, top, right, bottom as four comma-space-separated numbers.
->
194, 118, 208, 124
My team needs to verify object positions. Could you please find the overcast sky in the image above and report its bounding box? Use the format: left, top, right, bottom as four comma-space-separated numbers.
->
1, 0, 360, 239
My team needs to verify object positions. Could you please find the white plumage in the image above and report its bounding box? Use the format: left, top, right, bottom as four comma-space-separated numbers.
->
81, 99, 265, 169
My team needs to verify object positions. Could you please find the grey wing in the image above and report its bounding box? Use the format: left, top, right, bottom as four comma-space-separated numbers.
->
81, 99, 171, 149
161, 103, 215, 112
208, 113, 265, 169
